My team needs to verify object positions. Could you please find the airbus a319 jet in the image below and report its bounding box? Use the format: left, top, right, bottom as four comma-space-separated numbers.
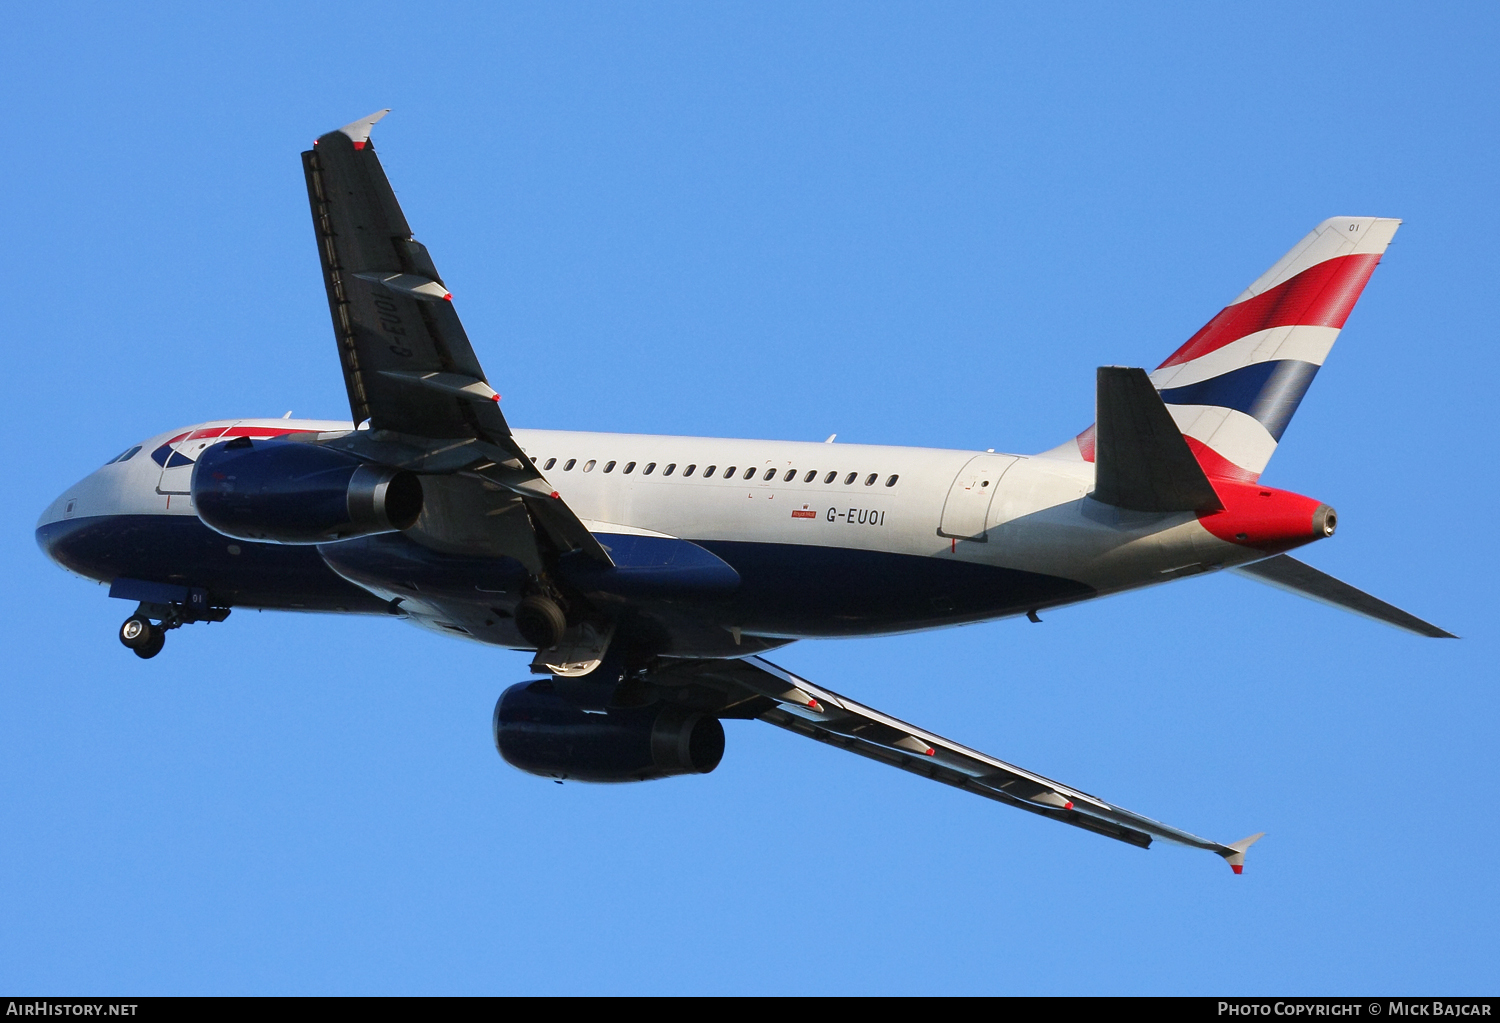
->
36, 111, 1452, 872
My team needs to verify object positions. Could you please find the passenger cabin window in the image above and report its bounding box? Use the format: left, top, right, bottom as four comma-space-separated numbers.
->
723, 466, 736, 478
703, 465, 716, 477
803, 470, 817, 483
604, 461, 617, 473
584, 460, 597, 472
683, 464, 697, 477
544, 458, 557, 470
643, 462, 656, 475
885, 474, 899, 487
783, 469, 797, 482
564, 459, 577, 471
743, 467, 757, 480
824, 471, 837, 484
844, 472, 857, 485
663, 463, 676, 476
762, 468, 776, 481
864, 473, 877, 486
624, 462, 636, 474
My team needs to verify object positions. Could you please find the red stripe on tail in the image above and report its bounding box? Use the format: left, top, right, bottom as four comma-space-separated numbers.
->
1158, 253, 1381, 370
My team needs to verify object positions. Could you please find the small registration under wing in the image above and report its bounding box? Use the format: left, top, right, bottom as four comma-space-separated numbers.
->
659, 656, 1264, 872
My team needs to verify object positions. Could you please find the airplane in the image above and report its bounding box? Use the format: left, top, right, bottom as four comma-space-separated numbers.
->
35, 110, 1453, 873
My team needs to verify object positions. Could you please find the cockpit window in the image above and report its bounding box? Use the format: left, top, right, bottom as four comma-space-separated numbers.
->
105, 445, 142, 465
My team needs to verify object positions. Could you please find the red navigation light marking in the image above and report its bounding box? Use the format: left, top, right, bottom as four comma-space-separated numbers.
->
1232, 864, 1244, 874
1064, 801, 1074, 810
550, 491, 559, 499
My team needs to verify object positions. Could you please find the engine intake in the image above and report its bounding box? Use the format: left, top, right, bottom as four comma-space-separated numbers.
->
192, 437, 422, 545
493, 680, 725, 783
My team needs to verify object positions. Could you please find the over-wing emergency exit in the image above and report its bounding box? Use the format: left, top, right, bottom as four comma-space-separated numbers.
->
36, 111, 1453, 872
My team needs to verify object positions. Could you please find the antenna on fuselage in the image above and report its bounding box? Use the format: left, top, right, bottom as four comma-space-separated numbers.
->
824, 434, 836, 443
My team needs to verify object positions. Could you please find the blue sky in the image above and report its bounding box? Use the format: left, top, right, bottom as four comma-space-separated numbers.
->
2, 1, 1496, 995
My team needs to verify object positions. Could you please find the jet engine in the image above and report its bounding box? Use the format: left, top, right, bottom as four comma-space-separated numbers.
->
192, 437, 423, 544
493, 680, 725, 783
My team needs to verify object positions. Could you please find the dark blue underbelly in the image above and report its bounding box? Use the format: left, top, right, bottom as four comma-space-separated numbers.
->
37, 514, 1094, 638
36, 515, 389, 613
694, 539, 1093, 635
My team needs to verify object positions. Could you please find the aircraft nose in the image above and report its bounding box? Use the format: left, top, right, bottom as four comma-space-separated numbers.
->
36, 484, 84, 565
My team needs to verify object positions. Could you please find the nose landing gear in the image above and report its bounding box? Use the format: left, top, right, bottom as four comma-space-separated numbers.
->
116, 596, 230, 660
119, 615, 166, 659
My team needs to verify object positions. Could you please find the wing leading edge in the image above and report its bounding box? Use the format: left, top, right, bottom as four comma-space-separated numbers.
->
660, 656, 1263, 872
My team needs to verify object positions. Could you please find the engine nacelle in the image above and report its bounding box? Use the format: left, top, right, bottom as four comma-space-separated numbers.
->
493, 681, 725, 783
191, 437, 423, 545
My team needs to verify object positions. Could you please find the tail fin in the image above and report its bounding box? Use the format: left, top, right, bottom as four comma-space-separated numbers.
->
1044, 218, 1400, 481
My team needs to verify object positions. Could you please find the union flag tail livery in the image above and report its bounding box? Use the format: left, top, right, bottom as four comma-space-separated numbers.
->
1059, 217, 1400, 482
37, 112, 1453, 870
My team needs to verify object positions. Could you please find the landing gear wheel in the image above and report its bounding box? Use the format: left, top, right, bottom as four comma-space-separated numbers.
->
515, 595, 567, 650
135, 630, 166, 659
119, 615, 156, 651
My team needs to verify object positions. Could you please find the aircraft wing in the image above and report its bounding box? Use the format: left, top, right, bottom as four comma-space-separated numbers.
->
659, 655, 1264, 872
301, 111, 610, 564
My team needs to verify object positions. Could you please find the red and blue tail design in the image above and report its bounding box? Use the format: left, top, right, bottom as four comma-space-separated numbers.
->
1049, 217, 1400, 482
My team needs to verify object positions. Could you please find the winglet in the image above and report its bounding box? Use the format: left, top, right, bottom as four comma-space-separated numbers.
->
1220, 832, 1265, 875
338, 109, 391, 150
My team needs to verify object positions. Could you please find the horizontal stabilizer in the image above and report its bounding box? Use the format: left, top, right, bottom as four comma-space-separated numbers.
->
1233, 555, 1455, 638
1094, 367, 1224, 513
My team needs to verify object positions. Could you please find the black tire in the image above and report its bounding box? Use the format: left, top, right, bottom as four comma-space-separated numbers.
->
514, 595, 567, 650
134, 630, 166, 659
119, 615, 155, 650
